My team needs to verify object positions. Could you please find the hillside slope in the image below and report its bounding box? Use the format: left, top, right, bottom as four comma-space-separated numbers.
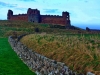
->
0, 20, 87, 37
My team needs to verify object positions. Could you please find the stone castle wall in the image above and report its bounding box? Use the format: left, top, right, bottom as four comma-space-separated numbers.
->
9, 15, 28, 21
7, 8, 71, 26
40, 15, 66, 25
8, 36, 94, 75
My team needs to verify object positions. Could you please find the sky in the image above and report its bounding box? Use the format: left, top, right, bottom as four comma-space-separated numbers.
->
0, 0, 100, 29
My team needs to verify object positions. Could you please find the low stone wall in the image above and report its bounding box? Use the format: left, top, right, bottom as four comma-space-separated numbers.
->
8, 36, 95, 75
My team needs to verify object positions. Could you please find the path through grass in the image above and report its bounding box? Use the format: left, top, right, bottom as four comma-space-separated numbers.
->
0, 38, 36, 75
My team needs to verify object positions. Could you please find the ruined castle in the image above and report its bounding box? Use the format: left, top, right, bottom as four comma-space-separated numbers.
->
7, 8, 71, 26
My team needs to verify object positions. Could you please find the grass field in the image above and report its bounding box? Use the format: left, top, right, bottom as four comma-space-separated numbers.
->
0, 20, 100, 74
0, 20, 88, 37
20, 34, 100, 74
0, 38, 36, 75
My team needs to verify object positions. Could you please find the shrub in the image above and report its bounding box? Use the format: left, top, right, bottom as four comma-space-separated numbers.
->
34, 27, 39, 32
12, 31, 17, 39
86, 27, 90, 32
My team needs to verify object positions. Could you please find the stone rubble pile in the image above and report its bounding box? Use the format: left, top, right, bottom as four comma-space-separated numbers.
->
8, 36, 95, 75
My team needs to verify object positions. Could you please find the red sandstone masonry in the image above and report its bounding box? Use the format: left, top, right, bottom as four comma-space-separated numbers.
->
7, 8, 71, 26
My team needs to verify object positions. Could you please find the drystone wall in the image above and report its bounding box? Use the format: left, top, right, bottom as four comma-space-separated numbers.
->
8, 36, 95, 75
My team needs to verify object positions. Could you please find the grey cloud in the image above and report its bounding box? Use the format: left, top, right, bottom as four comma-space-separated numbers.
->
17, 0, 35, 2
15, 7, 27, 11
0, 1, 17, 8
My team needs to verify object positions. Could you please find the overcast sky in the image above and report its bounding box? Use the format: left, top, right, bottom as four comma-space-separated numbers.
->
0, 0, 100, 29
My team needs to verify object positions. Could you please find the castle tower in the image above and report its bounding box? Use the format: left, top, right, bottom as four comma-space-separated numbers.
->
7, 10, 13, 20
62, 11, 71, 26
27, 8, 40, 23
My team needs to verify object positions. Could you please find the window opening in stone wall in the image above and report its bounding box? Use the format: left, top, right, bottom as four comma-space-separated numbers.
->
30, 19, 32, 22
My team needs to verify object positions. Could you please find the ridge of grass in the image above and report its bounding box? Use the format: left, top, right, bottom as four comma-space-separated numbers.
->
20, 34, 100, 74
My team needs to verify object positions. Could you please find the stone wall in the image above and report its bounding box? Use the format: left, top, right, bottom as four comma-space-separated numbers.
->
8, 36, 95, 75
7, 8, 71, 26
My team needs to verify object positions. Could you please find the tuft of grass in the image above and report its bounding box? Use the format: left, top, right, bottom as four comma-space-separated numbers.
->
0, 38, 36, 75
20, 34, 100, 74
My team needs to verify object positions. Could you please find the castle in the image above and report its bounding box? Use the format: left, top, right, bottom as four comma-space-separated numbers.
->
7, 8, 71, 26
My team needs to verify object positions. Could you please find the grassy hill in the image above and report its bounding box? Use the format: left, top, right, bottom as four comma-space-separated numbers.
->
0, 20, 88, 37
0, 20, 100, 74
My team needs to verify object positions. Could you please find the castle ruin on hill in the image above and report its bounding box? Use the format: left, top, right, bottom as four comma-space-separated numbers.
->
7, 8, 71, 26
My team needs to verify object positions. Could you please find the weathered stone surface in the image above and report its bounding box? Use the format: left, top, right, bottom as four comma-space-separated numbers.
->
8, 36, 95, 75
87, 72, 95, 75
7, 8, 71, 26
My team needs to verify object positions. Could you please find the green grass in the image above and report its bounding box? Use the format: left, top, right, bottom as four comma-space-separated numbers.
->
0, 20, 89, 38
0, 38, 36, 75
0, 20, 100, 74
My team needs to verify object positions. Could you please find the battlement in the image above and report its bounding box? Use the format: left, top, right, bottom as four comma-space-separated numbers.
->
62, 11, 69, 14
12, 14, 27, 16
7, 8, 71, 26
41, 15, 62, 18
18, 14, 27, 16
46, 15, 61, 16
27, 8, 40, 15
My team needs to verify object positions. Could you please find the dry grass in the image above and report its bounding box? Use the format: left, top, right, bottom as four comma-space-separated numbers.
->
1, 20, 100, 74
20, 33, 100, 74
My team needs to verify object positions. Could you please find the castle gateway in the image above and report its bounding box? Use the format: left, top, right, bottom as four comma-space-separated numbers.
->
7, 8, 71, 26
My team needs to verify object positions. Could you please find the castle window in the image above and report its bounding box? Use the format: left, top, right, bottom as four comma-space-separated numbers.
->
30, 19, 32, 22
34, 11, 35, 13
32, 14, 34, 17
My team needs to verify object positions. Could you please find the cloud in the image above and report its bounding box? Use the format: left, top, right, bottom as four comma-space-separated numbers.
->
0, 1, 17, 8
17, 0, 35, 2
15, 7, 27, 11
43, 9, 58, 13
